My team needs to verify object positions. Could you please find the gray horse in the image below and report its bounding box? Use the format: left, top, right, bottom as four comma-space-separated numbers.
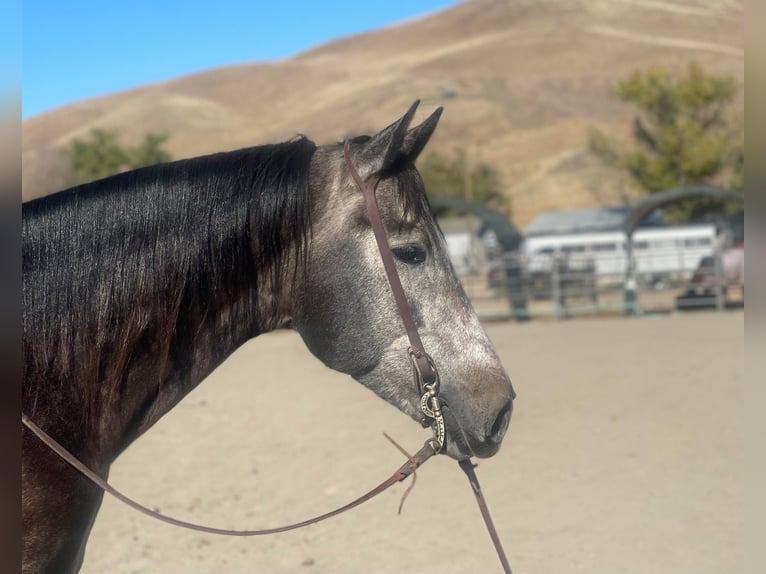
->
22, 101, 514, 573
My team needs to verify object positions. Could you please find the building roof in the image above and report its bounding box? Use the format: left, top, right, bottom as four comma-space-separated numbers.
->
525, 206, 664, 237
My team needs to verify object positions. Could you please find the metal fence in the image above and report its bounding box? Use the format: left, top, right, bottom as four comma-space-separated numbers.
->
457, 244, 745, 320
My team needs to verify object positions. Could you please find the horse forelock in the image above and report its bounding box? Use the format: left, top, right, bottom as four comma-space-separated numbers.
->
388, 160, 435, 227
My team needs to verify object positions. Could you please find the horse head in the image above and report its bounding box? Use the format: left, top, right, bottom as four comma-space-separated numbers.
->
293, 102, 515, 459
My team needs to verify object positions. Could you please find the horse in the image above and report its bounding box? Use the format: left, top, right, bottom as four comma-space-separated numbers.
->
22, 101, 515, 573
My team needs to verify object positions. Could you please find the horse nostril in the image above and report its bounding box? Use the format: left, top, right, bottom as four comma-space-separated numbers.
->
489, 399, 512, 443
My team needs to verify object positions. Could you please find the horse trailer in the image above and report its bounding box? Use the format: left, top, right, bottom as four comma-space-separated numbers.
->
521, 224, 718, 286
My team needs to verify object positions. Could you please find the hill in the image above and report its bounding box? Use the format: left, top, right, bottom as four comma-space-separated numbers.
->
22, 0, 744, 228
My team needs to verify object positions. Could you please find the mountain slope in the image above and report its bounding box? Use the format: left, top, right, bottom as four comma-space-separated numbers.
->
22, 0, 744, 227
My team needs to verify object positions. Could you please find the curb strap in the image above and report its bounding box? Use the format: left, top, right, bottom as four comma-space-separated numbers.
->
342, 141, 445, 451
22, 412, 439, 536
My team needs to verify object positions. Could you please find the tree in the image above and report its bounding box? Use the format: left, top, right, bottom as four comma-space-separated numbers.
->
418, 148, 509, 215
128, 133, 173, 169
589, 63, 743, 221
65, 130, 172, 186
66, 130, 129, 185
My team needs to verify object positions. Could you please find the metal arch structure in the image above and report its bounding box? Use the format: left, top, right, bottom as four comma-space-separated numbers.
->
428, 196, 528, 320
622, 184, 744, 235
622, 184, 744, 315
428, 196, 523, 251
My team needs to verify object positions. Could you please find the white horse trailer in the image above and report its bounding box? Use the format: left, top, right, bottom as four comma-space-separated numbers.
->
522, 225, 717, 284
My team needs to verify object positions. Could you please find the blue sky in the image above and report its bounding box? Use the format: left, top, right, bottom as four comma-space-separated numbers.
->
23, 0, 462, 119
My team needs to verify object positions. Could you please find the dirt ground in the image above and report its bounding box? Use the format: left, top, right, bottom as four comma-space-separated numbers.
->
81, 310, 743, 574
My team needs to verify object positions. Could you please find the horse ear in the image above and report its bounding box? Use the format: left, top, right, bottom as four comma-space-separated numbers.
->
400, 106, 443, 163
353, 101, 420, 177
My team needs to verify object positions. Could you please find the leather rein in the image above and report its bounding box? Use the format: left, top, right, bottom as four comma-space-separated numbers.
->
21, 141, 512, 573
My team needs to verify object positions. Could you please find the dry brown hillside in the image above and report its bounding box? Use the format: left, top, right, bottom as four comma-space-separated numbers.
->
22, 0, 744, 228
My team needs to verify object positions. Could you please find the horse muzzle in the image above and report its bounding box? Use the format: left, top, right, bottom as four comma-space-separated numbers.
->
439, 393, 513, 460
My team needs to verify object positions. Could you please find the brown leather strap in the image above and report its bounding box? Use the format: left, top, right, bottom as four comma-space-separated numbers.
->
22, 412, 438, 536
343, 141, 437, 390
459, 459, 512, 574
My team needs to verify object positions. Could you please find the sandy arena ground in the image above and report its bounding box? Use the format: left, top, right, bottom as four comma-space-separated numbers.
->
80, 310, 743, 574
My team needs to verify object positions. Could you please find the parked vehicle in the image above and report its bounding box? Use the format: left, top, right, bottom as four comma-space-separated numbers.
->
521, 224, 717, 285
675, 243, 744, 309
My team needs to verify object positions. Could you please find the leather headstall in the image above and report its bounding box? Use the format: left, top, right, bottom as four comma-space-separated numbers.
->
342, 141, 445, 450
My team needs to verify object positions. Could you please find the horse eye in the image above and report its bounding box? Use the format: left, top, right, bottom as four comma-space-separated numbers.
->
391, 244, 427, 265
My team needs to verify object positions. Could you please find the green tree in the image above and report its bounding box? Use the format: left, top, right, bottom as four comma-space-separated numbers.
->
66, 129, 129, 185
589, 63, 743, 221
65, 129, 172, 186
129, 133, 173, 169
419, 149, 509, 215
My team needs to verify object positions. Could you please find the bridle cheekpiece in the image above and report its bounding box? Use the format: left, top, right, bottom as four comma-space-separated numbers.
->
342, 140, 446, 452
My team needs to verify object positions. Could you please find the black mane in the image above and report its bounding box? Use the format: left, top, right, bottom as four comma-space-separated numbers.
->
23, 138, 316, 426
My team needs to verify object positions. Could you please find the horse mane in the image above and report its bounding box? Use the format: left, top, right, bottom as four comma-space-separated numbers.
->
23, 137, 316, 426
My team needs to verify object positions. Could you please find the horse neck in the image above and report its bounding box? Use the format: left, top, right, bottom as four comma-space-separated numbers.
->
98, 195, 297, 459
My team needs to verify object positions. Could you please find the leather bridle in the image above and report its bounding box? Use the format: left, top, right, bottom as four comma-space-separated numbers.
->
21, 142, 512, 573
342, 141, 446, 449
